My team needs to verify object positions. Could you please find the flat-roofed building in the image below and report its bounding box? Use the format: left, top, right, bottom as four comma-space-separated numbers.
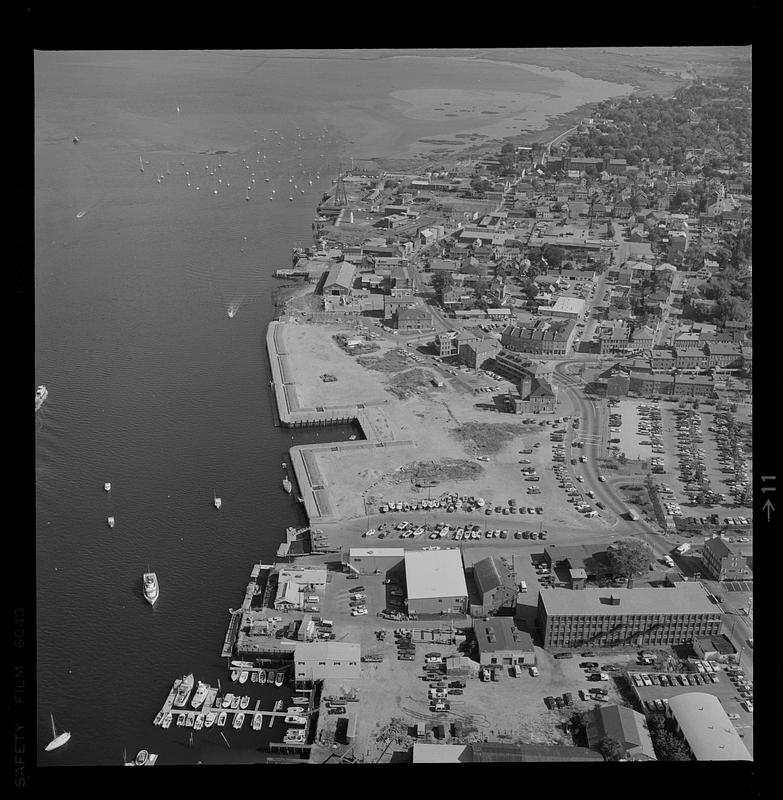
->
404, 549, 468, 616
293, 641, 361, 686
545, 296, 586, 320
474, 616, 535, 667
347, 547, 404, 575
666, 693, 751, 761
536, 584, 722, 650
273, 566, 328, 611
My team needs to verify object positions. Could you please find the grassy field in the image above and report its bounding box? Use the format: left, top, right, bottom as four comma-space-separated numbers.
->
452, 421, 529, 455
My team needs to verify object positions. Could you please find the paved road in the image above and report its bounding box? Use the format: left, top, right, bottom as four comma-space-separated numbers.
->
551, 359, 754, 674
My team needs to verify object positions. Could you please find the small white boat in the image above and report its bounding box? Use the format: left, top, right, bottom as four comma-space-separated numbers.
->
104, 482, 111, 491
143, 572, 159, 606
135, 749, 149, 766
222, 694, 233, 708
233, 712, 245, 729
275, 672, 284, 688
252, 712, 263, 730
154, 711, 163, 726
239, 696, 250, 709
286, 706, 305, 714
194, 714, 204, 731
258, 671, 266, 685
35, 385, 48, 411
176, 713, 185, 727
45, 714, 71, 752
231, 670, 239, 682
217, 711, 227, 727
162, 713, 172, 729
284, 715, 306, 725
107, 516, 115, 528
186, 713, 195, 727
282, 477, 292, 494
239, 671, 249, 684
230, 696, 240, 710
250, 672, 258, 683
204, 712, 216, 728
214, 492, 222, 509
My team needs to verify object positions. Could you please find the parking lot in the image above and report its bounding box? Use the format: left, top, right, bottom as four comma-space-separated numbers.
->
626, 662, 753, 755
659, 404, 753, 528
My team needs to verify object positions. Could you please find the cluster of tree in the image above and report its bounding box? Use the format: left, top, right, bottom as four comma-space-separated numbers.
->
568, 80, 751, 170
606, 539, 654, 579
598, 737, 626, 762
430, 270, 455, 303
647, 713, 691, 761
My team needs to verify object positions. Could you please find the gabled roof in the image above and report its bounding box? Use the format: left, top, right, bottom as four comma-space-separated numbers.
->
586, 705, 656, 760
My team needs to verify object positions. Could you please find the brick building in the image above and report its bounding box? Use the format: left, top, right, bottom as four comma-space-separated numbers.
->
536, 584, 721, 650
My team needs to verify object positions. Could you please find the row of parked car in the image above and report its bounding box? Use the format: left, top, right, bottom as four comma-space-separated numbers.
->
630, 671, 720, 688
726, 665, 753, 712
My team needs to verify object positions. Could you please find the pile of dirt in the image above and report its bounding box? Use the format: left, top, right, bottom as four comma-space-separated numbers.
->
357, 351, 413, 373
452, 422, 526, 455
396, 459, 485, 485
386, 368, 437, 399
332, 334, 380, 356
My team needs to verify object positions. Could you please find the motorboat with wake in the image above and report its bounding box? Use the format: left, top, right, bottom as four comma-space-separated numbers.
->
107, 516, 115, 528
214, 491, 221, 509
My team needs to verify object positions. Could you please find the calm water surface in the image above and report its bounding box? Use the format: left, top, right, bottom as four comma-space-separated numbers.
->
34, 50, 629, 765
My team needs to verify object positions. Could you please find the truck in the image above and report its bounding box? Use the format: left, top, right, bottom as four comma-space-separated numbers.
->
518, 581, 528, 593
625, 508, 640, 521
675, 543, 691, 555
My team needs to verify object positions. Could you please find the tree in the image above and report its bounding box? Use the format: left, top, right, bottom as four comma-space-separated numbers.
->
606, 539, 653, 579
542, 245, 566, 269
431, 270, 454, 303
599, 737, 626, 762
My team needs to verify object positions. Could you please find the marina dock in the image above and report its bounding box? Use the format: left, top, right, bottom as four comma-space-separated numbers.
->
154, 677, 311, 730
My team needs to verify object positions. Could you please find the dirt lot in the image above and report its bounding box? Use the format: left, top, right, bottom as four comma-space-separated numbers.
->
310, 565, 640, 758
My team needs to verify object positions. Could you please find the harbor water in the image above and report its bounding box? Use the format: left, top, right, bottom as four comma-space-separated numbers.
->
34, 51, 632, 765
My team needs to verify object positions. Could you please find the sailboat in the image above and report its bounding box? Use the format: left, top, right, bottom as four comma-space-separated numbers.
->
45, 714, 71, 751
139, 156, 144, 173
214, 492, 222, 510
282, 475, 292, 494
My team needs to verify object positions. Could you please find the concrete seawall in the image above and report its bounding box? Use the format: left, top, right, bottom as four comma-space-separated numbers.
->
266, 320, 416, 524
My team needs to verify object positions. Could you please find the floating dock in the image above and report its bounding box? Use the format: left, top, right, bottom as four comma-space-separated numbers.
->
153, 677, 311, 731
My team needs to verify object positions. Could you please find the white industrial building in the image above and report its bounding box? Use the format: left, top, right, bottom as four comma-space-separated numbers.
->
404, 549, 468, 615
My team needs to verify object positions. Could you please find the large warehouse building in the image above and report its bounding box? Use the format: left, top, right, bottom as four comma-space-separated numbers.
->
404, 549, 468, 616
666, 693, 751, 761
536, 583, 721, 649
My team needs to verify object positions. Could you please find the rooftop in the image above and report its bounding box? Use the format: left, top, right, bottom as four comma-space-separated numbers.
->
474, 616, 534, 654
586, 704, 656, 760
539, 583, 719, 617
404, 549, 468, 601
668, 693, 752, 761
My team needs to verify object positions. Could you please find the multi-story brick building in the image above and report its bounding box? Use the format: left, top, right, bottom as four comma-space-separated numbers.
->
500, 319, 576, 358
701, 536, 752, 582
536, 584, 721, 649
469, 556, 519, 617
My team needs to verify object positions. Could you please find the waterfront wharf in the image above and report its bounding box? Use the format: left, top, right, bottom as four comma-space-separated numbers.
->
221, 609, 243, 658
